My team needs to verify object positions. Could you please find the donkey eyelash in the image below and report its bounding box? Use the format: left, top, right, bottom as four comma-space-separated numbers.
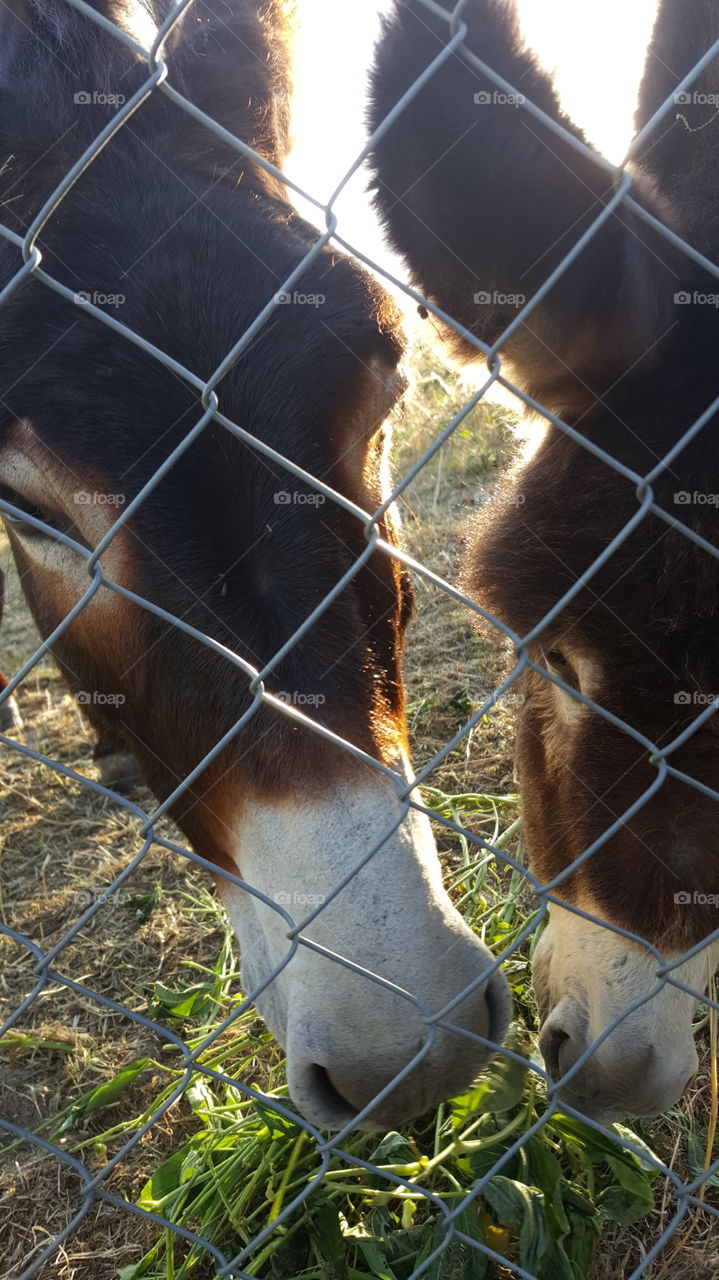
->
544, 649, 580, 690
0, 483, 69, 538
546, 649, 570, 669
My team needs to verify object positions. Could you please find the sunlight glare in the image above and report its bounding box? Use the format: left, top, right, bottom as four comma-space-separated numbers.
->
285, 1, 661, 276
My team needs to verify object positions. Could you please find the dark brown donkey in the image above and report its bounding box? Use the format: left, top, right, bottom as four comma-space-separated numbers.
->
371, 0, 719, 1120
0, 0, 510, 1132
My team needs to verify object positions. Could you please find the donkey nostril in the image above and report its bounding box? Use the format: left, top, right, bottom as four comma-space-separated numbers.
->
310, 1064, 356, 1114
290, 1062, 360, 1130
486, 969, 512, 1047
683, 1066, 699, 1094
541, 1026, 570, 1080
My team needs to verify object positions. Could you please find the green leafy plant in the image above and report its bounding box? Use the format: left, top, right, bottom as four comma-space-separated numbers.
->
22, 802, 662, 1280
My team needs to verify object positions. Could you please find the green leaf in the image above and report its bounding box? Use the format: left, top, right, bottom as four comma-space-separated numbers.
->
551, 1114, 608, 1158
688, 1127, 705, 1182
483, 1176, 554, 1274
384, 1221, 434, 1264
552, 1116, 657, 1173
345, 1210, 438, 1279
563, 1205, 601, 1276
185, 1078, 217, 1119
115, 1238, 163, 1280
425, 1208, 488, 1280
561, 1185, 597, 1219
453, 1205, 489, 1278
539, 1241, 577, 1280
367, 1132, 416, 1166
354, 1235, 398, 1280
598, 1184, 652, 1226
609, 1123, 662, 1173
551, 1116, 656, 1226
598, 1150, 655, 1223
137, 1147, 188, 1210
364, 1132, 418, 1186
251, 1098, 300, 1140
523, 1139, 570, 1237
80, 1058, 151, 1116
149, 982, 216, 1023
685, 1127, 719, 1189
309, 1196, 348, 1278
605, 1152, 654, 1201
126, 884, 162, 923
451, 1025, 529, 1128
467, 1141, 519, 1184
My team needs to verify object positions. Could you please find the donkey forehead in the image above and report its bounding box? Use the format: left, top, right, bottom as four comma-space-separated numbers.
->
0, 275, 405, 483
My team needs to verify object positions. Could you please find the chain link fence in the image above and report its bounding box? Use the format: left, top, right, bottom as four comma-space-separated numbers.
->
1, 0, 718, 1276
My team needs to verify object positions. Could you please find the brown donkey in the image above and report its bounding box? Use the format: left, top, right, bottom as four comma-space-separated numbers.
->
0, 0, 510, 1132
371, 0, 719, 1120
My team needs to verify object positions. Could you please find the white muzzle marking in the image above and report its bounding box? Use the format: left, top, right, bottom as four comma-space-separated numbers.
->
534, 904, 719, 1120
217, 769, 510, 1130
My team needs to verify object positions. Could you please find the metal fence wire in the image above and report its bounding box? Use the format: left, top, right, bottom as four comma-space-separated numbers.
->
1, 0, 719, 1276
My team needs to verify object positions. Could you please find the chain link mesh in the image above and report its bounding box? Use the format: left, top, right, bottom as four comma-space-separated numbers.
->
1, 1, 718, 1276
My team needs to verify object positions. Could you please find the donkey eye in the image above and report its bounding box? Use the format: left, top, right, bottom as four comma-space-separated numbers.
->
0, 485, 68, 539
547, 648, 568, 669
545, 648, 580, 690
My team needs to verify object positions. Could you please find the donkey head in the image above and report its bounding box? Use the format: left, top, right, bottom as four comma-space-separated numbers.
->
0, 0, 510, 1131
371, 0, 719, 1119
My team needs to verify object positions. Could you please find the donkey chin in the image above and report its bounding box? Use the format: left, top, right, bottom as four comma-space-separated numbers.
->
532, 906, 719, 1121
216, 767, 511, 1132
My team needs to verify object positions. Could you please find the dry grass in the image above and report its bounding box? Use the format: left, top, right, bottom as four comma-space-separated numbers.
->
0, 346, 717, 1278
0, 536, 278, 1277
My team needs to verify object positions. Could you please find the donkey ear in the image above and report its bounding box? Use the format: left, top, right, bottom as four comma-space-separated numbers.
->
0, 2, 151, 100
369, 0, 683, 422
161, 0, 295, 168
0, 2, 293, 171
633, 0, 719, 258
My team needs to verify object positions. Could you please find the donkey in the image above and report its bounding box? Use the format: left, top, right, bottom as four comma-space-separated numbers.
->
370, 0, 719, 1120
0, 0, 510, 1132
